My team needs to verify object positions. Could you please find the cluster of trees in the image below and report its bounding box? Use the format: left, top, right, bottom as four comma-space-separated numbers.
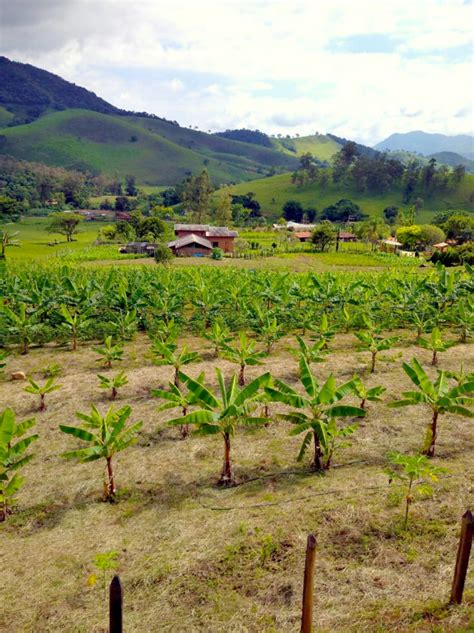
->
290, 142, 467, 200
0, 155, 141, 214
282, 198, 364, 224
99, 211, 169, 243
214, 128, 273, 147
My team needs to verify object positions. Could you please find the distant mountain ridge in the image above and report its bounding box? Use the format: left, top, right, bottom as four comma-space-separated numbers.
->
375, 131, 474, 161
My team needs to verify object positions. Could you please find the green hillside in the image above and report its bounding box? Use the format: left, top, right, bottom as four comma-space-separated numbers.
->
0, 110, 297, 185
272, 134, 341, 161
231, 171, 474, 222
0, 105, 14, 128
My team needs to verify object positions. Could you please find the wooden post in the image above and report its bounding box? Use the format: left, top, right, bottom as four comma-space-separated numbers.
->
109, 575, 123, 632
450, 510, 473, 605
301, 533, 317, 633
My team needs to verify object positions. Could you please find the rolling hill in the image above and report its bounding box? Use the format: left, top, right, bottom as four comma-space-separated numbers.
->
375, 131, 474, 160
230, 171, 474, 222
0, 57, 298, 184
0, 109, 298, 185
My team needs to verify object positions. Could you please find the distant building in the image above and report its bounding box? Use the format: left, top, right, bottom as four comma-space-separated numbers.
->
338, 231, 357, 243
295, 231, 312, 242
172, 224, 238, 254
120, 242, 156, 255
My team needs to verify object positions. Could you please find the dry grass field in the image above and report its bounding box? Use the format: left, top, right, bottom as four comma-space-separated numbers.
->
1, 332, 473, 632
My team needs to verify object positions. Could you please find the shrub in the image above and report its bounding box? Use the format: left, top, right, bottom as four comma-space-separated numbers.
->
211, 247, 223, 260
154, 242, 173, 264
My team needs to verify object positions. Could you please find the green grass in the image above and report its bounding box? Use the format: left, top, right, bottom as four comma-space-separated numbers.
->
0, 110, 297, 185
272, 133, 341, 161
0, 105, 14, 128
231, 172, 474, 221
2, 218, 111, 261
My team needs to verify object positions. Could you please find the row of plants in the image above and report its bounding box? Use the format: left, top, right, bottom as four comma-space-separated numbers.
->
2, 321, 472, 527
0, 264, 472, 353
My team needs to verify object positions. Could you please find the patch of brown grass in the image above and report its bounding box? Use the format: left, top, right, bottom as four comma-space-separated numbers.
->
0, 332, 472, 631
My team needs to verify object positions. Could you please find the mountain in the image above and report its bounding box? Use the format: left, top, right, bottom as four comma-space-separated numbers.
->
428, 151, 474, 173
375, 131, 474, 161
0, 57, 299, 184
0, 56, 122, 125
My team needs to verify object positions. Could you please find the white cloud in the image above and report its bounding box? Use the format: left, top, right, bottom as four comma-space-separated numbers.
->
1, 0, 473, 144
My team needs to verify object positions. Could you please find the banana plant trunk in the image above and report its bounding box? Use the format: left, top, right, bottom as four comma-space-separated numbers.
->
180, 406, 189, 439
370, 351, 377, 373
219, 432, 234, 486
39, 395, 46, 411
432, 350, 437, 366
311, 430, 323, 471
238, 364, 245, 386
424, 410, 439, 457
104, 457, 116, 501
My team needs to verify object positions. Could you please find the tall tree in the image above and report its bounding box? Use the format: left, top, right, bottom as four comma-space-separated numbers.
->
183, 169, 213, 223
214, 186, 233, 226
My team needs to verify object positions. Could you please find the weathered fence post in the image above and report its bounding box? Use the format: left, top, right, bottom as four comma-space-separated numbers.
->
301, 533, 317, 633
109, 575, 123, 632
450, 510, 473, 605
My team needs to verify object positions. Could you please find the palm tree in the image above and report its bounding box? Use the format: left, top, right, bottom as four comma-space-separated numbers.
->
0, 229, 20, 259
0, 408, 38, 521
223, 332, 265, 386
168, 370, 271, 485
266, 356, 365, 470
59, 405, 142, 501
389, 358, 474, 457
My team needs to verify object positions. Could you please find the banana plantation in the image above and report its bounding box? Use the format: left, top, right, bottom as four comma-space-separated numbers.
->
0, 262, 473, 631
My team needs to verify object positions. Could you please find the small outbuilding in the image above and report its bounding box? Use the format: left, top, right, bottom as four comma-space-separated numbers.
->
120, 242, 157, 255
168, 233, 213, 257
295, 231, 312, 242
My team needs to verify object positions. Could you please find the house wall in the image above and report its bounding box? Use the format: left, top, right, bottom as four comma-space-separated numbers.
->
210, 236, 235, 252
174, 246, 212, 257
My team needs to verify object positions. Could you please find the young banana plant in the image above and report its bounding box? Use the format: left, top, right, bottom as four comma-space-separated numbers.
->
265, 356, 365, 471
0, 408, 38, 521
349, 375, 386, 410
59, 405, 142, 501
24, 377, 62, 411
152, 372, 205, 438
168, 370, 271, 485
389, 358, 474, 457
151, 341, 200, 386
94, 336, 124, 369
223, 332, 265, 386
355, 325, 399, 373
58, 304, 92, 351
417, 326, 456, 366
203, 321, 232, 358
97, 371, 128, 400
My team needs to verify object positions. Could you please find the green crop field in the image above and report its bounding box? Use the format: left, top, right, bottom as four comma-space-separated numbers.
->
231, 172, 474, 221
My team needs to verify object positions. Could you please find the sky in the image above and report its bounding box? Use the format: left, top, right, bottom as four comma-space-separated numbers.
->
0, 0, 473, 145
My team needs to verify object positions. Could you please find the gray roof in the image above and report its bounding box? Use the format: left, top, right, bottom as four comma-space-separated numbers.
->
174, 224, 209, 232
174, 223, 238, 238
168, 234, 213, 249
207, 226, 239, 237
